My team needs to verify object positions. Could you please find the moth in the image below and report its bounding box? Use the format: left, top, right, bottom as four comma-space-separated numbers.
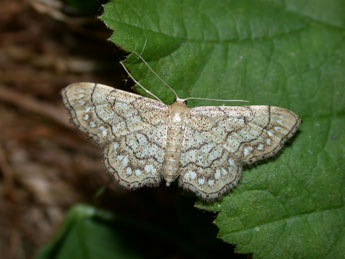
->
62, 80, 301, 201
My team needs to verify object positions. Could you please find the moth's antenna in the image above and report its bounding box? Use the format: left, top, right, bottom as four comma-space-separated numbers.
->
138, 39, 148, 57
132, 50, 179, 100
131, 47, 249, 104
185, 96, 249, 103
119, 61, 162, 102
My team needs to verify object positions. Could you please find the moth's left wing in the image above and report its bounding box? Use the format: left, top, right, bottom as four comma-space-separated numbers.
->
62, 82, 169, 189
179, 105, 301, 201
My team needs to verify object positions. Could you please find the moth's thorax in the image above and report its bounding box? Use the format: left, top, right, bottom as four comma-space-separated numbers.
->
170, 99, 189, 122
163, 100, 190, 186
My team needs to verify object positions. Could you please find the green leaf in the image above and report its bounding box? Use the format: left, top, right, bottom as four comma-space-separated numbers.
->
36, 204, 141, 259
101, 0, 345, 258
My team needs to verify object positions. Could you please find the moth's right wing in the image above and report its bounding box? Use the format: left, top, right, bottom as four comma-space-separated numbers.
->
179, 105, 301, 201
62, 82, 169, 188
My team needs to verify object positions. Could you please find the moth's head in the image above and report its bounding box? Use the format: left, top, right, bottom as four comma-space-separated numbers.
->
175, 97, 188, 105
171, 97, 189, 111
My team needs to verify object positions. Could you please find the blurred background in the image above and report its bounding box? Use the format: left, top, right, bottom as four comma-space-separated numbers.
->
0, 1, 247, 258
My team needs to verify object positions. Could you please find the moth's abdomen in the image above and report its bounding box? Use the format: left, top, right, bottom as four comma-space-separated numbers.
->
163, 101, 189, 186
164, 126, 184, 185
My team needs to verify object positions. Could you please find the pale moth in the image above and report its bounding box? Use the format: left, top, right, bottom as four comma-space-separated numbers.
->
62, 54, 301, 201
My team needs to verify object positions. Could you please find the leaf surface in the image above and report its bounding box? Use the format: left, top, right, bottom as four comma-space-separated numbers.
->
101, 0, 345, 258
